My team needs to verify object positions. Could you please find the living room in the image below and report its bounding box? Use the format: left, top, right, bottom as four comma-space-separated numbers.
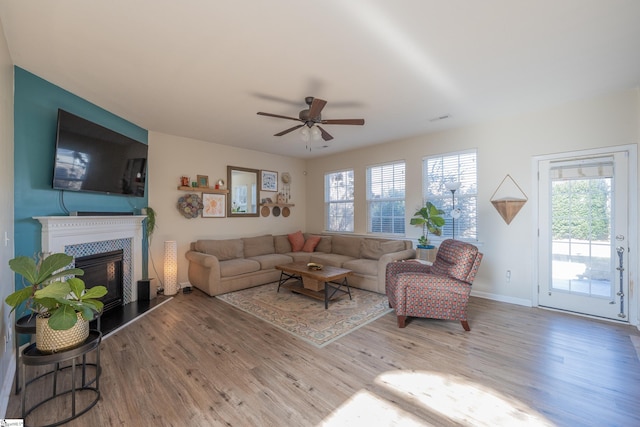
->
1, 2, 640, 425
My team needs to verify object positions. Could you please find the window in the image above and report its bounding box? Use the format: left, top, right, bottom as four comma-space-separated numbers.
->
367, 161, 405, 234
325, 169, 354, 232
423, 149, 477, 240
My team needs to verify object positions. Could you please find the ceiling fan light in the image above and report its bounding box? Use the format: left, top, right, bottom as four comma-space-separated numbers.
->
311, 126, 322, 141
300, 127, 310, 142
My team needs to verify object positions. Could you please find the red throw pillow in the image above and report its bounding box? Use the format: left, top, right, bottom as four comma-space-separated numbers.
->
288, 231, 305, 252
302, 235, 322, 252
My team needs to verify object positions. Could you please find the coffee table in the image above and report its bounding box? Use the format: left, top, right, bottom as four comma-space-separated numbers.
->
275, 262, 352, 309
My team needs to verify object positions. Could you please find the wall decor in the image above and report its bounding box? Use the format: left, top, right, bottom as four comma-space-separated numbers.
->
177, 194, 204, 219
202, 193, 226, 218
197, 175, 209, 188
261, 170, 278, 192
490, 174, 528, 225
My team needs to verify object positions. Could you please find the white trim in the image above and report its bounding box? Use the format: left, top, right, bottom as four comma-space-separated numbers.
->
470, 290, 532, 307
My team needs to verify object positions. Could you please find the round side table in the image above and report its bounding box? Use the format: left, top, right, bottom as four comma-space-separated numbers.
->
14, 315, 36, 395
21, 330, 102, 427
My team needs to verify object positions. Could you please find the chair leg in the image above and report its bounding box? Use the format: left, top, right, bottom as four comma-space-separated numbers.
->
397, 315, 407, 328
461, 320, 470, 331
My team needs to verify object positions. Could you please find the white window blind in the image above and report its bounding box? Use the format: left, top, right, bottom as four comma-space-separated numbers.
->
423, 149, 477, 240
325, 169, 354, 232
367, 161, 405, 234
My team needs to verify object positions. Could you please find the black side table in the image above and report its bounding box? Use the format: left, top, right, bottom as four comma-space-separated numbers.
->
14, 313, 102, 395
21, 330, 102, 427
15, 315, 36, 395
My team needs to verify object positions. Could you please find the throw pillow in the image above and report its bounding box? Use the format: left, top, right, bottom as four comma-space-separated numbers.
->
302, 235, 322, 252
288, 230, 305, 252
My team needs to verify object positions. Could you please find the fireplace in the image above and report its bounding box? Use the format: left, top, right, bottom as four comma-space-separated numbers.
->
34, 215, 146, 303
75, 249, 124, 313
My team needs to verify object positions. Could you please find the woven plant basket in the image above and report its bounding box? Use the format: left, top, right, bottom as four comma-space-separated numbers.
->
35, 312, 89, 353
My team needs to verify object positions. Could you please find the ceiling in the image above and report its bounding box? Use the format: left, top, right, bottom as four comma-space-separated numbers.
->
1, 1, 639, 159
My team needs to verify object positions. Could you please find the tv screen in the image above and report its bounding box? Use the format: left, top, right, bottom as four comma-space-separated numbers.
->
53, 109, 148, 197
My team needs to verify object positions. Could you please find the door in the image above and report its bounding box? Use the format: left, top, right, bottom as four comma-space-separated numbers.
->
538, 151, 629, 321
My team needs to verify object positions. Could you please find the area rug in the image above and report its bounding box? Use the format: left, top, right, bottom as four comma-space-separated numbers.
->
216, 282, 393, 347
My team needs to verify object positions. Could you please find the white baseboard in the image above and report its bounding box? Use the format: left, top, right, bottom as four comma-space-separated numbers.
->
470, 289, 532, 307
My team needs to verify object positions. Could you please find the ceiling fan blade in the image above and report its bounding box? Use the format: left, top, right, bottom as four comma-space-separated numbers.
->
321, 118, 365, 125
257, 112, 301, 122
308, 98, 327, 119
274, 124, 304, 136
317, 126, 334, 141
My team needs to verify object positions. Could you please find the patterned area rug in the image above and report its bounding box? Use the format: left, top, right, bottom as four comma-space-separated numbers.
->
216, 282, 393, 347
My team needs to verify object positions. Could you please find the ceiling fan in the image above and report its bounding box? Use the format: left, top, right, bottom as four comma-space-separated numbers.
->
257, 96, 365, 141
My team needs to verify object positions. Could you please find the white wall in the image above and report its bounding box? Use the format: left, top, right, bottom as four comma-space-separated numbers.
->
0, 18, 14, 416
305, 89, 640, 308
148, 132, 307, 286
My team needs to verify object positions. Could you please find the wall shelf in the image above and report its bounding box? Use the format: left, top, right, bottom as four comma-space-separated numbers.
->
177, 186, 228, 194
260, 203, 294, 208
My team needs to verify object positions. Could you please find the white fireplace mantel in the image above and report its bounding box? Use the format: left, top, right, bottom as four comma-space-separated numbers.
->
34, 215, 146, 301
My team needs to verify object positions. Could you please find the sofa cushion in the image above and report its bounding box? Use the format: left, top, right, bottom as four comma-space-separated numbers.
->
360, 239, 406, 260
274, 235, 292, 254
330, 235, 361, 258
219, 258, 261, 277
310, 253, 355, 268
247, 253, 292, 270
302, 235, 322, 252
288, 231, 305, 252
312, 235, 332, 253
195, 239, 243, 261
242, 235, 275, 257
342, 258, 378, 276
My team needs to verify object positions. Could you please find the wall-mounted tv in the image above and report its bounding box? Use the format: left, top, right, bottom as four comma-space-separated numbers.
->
52, 109, 148, 197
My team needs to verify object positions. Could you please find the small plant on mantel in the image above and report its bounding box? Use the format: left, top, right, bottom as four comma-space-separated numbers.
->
5, 253, 107, 352
410, 201, 445, 248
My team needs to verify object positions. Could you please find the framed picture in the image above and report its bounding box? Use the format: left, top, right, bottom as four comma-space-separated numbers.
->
261, 170, 278, 192
197, 175, 209, 188
202, 193, 226, 218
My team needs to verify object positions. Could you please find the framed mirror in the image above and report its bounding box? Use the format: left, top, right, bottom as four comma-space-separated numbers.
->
227, 166, 260, 217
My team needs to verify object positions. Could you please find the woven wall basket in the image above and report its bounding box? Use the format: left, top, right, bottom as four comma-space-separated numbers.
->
36, 312, 89, 353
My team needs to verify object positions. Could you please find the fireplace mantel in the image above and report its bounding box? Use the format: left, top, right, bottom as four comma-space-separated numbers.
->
34, 215, 146, 302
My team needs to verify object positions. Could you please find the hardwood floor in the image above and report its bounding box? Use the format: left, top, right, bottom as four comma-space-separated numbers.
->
7, 288, 640, 426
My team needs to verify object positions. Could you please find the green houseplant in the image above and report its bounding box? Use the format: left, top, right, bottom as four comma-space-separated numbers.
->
5, 253, 107, 352
410, 201, 445, 248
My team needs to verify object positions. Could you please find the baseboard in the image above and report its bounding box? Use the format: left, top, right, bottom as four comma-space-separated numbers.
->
470, 289, 532, 307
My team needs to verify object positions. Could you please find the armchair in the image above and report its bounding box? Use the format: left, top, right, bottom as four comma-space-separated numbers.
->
385, 239, 482, 331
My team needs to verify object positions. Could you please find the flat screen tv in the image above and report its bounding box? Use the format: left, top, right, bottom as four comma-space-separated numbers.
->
52, 109, 148, 197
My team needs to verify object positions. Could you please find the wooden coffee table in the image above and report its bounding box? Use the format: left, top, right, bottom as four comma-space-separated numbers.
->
275, 262, 352, 309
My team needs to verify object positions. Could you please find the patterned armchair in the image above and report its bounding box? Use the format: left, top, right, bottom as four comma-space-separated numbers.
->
385, 239, 483, 331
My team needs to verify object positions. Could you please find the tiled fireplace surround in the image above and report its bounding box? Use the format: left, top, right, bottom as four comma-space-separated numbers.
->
34, 216, 146, 304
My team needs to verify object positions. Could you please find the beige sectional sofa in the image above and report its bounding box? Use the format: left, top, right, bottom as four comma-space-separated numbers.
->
185, 233, 415, 296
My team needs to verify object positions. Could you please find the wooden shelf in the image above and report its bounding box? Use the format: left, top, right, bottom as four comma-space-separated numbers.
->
177, 186, 228, 194
261, 203, 294, 207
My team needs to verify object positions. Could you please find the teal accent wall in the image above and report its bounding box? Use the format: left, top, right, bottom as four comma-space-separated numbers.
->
14, 66, 149, 275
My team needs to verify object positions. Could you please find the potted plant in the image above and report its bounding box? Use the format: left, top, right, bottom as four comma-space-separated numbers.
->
410, 201, 445, 249
5, 253, 107, 353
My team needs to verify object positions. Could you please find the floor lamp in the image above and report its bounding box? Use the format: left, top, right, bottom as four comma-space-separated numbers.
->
445, 181, 461, 239
164, 240, 179, 295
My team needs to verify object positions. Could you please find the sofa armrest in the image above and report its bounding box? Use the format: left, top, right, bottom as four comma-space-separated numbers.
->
185, 250, 221, 296
375, 248, 416, 293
